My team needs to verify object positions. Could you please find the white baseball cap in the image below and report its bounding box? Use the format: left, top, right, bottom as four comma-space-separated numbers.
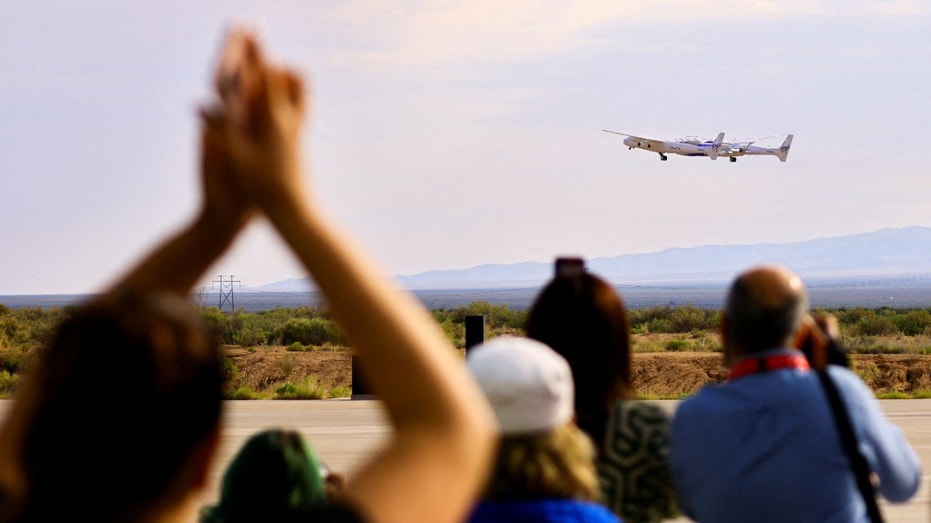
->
466, 336, 574, 435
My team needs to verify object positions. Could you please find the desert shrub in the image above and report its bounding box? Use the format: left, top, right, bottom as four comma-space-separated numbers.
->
833, 308, 872, 329
224, 311, 271, 346
233, 324, 268, 346
851, 342, 903, 354
328, 385, 352, 398
278, 354, 295, 376
629, 306, 672, 332
433, 302, 526, 332
646, 318, 672, 334
0, 307, 71, 350
665, 339, 690, 352
0, 370, 22, 396
876, 391, 910, 399
669, 306, 716, 333
276, 383, 298, 397
463, 301, 526, 329
274, 318, 345, 346
288, 305, 331, 319
893, 310, 931, 336
275, 377, 325, 400
199, 307, 232, 343
692, 336, 722, 352
287, 342, 307, 352
435, 317, 465, 348
0, 349, 34, 374
853, 314, 898, 337
219, 355, 239, 383
633, 339, 664, 353
229, 386, 258, 400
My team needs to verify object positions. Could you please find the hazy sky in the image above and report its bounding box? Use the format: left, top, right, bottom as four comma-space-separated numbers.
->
2, 1, 929, 295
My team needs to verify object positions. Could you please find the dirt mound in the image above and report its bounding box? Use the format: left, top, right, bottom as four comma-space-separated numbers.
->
223, 347, 931, 399
632, 353, 729, 397
224, 347, 352, 395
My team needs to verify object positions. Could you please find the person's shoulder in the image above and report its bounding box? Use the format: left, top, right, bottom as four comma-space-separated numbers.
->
611, 398, 669, 418
469, 498, 621, 523
823, 364, 875, 398
673, 382, 722, 411
607, 399, 671, 434
570, 500, 624, 522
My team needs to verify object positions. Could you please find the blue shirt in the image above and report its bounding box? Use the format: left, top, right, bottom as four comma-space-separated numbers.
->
669, 349, 921, 523
468, 498, 623, 523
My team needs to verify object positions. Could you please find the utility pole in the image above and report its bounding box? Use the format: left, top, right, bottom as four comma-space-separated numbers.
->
212, 275, 241, 312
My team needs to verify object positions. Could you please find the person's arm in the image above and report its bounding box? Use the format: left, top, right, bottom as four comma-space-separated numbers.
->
99, 112, 253, 298
832, 368, 921, 502
270, 187, 496, 523
215, 31, 496, 523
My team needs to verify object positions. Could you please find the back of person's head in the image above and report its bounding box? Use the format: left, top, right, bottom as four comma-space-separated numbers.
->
9, 291, 223, 522
201, 429, 327, 523
467, 337, 601, 502
724, 265, 809, 357
525, 262, 631, 447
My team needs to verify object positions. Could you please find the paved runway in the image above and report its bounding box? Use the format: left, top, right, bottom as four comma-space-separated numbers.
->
211, 399, 931, 522
2, 398, 929, 521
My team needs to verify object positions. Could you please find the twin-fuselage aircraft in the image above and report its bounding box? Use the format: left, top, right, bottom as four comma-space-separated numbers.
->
603, 130, 792, 163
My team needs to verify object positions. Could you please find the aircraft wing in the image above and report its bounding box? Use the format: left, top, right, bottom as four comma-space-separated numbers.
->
602, 130, 666, 149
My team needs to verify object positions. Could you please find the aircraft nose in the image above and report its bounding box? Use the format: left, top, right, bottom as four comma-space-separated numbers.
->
623, 137, 636, 147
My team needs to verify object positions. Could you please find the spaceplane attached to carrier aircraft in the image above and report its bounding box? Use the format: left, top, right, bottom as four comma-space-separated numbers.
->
602, 130, 725, 161
604, 130, 792, 163
717, 134, 793, 163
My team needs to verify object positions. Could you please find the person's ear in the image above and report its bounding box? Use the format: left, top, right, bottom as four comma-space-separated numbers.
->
719, 313, 733, 366
719, 313, 728, 343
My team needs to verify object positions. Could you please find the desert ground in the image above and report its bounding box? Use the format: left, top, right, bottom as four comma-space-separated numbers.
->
224, 337, 931, 399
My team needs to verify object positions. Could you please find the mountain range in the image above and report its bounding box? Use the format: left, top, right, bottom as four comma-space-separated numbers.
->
259, 226, 931, 292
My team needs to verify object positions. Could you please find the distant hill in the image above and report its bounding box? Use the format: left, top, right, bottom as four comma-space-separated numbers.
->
260, 226, 931, 292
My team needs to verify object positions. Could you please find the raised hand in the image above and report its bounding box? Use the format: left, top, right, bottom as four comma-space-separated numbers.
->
211, 28, 308, 213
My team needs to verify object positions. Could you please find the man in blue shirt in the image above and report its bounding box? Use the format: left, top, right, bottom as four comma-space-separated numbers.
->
669, 265, 920, 523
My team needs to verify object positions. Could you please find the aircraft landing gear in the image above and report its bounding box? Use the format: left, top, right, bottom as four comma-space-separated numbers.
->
729, 157, 737, 163
660, 153, 668, 161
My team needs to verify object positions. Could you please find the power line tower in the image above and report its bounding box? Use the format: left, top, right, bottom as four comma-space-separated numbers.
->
212, 275, 241, 312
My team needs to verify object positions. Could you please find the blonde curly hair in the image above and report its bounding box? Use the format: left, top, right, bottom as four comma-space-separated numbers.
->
483, 422, 601, 502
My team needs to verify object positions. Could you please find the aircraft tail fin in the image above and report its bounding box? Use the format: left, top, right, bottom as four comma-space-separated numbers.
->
709, 132, 725, 160
775, 134, 793, 162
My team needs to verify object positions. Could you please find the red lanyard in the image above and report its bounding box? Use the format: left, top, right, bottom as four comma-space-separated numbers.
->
728, 353, 810, 381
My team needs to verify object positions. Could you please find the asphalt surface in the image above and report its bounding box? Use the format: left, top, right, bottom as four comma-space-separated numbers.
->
1, 398, 929, 521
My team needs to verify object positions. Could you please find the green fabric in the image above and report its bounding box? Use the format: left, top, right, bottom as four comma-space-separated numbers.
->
201, 429, 327, 523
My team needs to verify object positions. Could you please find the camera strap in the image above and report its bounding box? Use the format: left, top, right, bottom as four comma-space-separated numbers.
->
817, 369, 884, 523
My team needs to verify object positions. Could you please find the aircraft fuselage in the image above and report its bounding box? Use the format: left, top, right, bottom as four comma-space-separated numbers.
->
622, 137, 719, 157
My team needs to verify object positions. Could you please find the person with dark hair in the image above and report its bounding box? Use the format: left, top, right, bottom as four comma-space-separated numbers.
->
669, 264, 921, 522
0, 292, 225, 523
525, 261, 678, 523
201, 429, 328, 523
465, 336, 621, 523
0, 27, 497, 523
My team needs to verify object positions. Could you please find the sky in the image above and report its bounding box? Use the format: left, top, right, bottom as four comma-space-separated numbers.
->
2, 1, 930, 295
